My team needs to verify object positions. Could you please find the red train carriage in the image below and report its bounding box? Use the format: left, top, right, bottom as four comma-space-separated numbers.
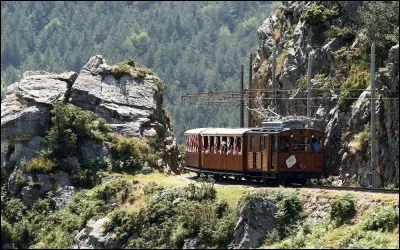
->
184, 120, 324, 183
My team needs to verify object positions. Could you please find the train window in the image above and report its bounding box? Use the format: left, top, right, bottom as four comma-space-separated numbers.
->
214, 136, 220, 153
221, 136, 227, 153
234, 137, 242, 154
210, 136, 215, 153
312, 137, 322, 153
279, 136, 290, 153
191, 135, 195, 152
250, 136, 255, 152
194, 135, 198, 152
260, 136, 265, 151
227, 137, 234, 153
272, 135, 278, 152
203, 136, 209, 153
291, 137, 309, 152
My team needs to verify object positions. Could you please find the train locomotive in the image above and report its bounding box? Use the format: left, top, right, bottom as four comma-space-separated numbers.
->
183, 119, 324, 184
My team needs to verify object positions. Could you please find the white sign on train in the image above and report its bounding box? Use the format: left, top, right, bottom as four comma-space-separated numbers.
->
286, 155, 296, 168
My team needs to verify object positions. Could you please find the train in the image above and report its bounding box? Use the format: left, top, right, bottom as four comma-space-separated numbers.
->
183, 119, 325, 185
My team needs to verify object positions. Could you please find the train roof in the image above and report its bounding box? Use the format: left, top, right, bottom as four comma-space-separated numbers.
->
199, 128, 252, 136
184, 128, 210, 134
185, 127, 324, 136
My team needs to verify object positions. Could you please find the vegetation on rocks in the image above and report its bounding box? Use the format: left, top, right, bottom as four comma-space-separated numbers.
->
349, 124, 371, 154
329, 193, 356, 225
46, 101, 112, 158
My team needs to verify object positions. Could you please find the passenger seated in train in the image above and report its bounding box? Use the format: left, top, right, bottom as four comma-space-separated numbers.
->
227, 137, 233, 154
312, 138, 321, 152
221, 141, 227, 153
203, 137, 209, 153
236, 138, 242, 154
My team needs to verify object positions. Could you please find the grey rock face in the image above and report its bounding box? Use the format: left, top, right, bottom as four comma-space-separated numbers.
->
74, 217, 124, 249
1, 55, 181, 203
69, 55, 180, 173
52, 186, 75, 209
1, 104, 49, 142
252, 2, 398, 186
21, 186, 40, 206
51, 171, 70, 187
183, 238, 205, 249
234, 196, 277, 248
70, 62, 159, 138
37, 174, 52, 194
80, 141, 110, 160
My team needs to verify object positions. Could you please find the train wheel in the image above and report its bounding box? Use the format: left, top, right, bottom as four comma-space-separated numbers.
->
279, 179, 287, 186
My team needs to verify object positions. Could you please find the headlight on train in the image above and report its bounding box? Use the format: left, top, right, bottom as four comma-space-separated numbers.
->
300, 162, 306, 169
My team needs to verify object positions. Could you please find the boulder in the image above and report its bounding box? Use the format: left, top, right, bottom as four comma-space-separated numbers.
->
51, 171, 70, 187
37, 173, 52, 194
183, 238, 205, 249
52, 186, 75, 209
21, 186, 40, 206
233, 196, 277, 248
74, 217, 124, 249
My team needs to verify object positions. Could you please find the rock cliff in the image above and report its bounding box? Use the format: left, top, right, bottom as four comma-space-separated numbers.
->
252, 1, 399, 187
1, 56, 181, 205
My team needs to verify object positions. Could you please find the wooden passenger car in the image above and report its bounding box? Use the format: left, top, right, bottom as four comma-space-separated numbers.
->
184, 121, 325, 182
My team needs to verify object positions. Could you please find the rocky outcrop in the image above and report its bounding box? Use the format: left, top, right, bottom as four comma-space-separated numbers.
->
233, 196, 277, 249
74, 217, 121, 249
69, 56, 180, 174
252, 1, 398, 186
52, 186, 75, 209
1, 55, 181, 205
183, 238, 205, 249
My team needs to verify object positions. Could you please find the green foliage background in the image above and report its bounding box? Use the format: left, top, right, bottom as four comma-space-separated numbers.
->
0, 1, 278, 142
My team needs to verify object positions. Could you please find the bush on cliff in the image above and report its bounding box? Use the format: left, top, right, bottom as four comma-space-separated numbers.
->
330, 193, 356, 225
46, 101, 111, 158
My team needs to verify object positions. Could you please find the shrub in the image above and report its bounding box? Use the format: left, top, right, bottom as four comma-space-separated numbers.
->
89, 179, 128, 203
109, 59, 153, 79
10, 218, 34, 249
3, 198, 26, 223
46, 101, 112, 158
301, 3, 338, 45
328, 26, 356, 41
360, 1, 399, 48
301, 3, 337, 26
142, 181, 165, 195
70, 157, 111, 188
104, 209, 141, 241
140, 199, 177, 224
348, 125, 371, 154
330, 193, 356, 225
182, 182, 216, 201
109, 134, 154, 173
360, 205, 399, 231
126, 238, 146, 249
267, 188, 303, 237
15, 172, 28, 192
1, 218, 12, 245
22, 154, 55, 174
276, 49, 288, 75
211, 212, 237, 248
338, 65, 370, 112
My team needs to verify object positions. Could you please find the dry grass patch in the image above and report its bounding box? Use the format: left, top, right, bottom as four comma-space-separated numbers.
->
367, 195, 399, 205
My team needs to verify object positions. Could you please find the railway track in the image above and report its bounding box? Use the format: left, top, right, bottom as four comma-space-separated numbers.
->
189, 174, 399, 194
